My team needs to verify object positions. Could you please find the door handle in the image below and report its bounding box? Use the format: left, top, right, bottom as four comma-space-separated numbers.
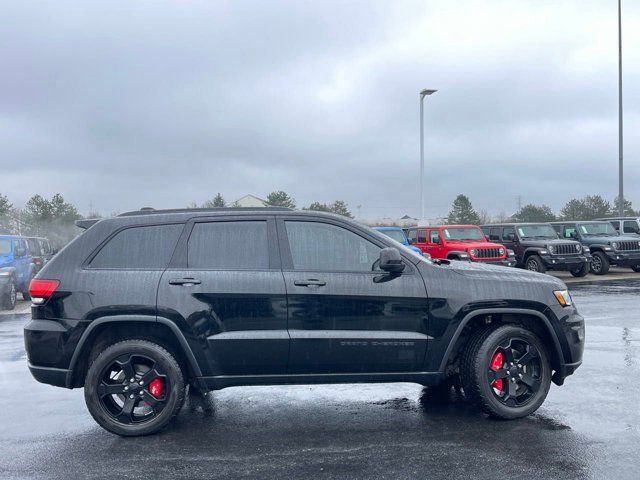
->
294, 279, 326, 287
168, 278, 201, 286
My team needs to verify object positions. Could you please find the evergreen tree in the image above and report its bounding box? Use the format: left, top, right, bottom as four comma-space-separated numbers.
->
265, 191, 296, 209
446, 194, 480, 225
611, 196, 636, 216
329, 200, 353, 218
202, 193, 226, 208
513, 204, 556, 223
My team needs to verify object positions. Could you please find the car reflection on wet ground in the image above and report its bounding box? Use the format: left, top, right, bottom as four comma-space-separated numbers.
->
0, 280, 638, 479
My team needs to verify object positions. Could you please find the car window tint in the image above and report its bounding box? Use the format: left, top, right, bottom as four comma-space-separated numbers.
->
27, 239, 39, 255
417, 229, 427, 243
429, 230, 440, 243
624, 221, 639, 234
408, 229, 416, 242
285, 221, 380, 272
563, 226, 577, 239
91, 224, 182, 269
188, 221, 269, 270
489, 227, 501, 241
502, 227, 515, 241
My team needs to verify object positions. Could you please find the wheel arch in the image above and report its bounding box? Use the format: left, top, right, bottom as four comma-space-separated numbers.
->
439, 308, 564, 385
67, 315, 203, 389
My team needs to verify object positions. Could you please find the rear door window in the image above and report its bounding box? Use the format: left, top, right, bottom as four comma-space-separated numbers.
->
624, 220, 640, 234
429, 230, 440, 244
417, 229, 427, 243
489, 227, 501, 241
27, 239, 40, 256
187, 221, 269, 270
90, 224, 183, 269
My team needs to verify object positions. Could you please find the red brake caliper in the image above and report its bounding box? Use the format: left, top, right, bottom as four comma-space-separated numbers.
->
489, 351, 503, 392
148, 378, 164, 398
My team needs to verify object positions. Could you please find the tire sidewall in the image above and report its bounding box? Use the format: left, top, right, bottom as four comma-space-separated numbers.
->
84, 340, 185, 436
590, 252, 609, 275
526, 255, 546, 273
3, 279, 17, 310
473, 326, 551, 419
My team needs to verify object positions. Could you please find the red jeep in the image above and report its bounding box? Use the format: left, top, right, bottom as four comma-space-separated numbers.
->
407, 225, 516, 266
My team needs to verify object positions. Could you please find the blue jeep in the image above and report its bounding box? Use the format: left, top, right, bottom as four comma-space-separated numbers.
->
373, 226, 427, 257
0, 235, 37, 310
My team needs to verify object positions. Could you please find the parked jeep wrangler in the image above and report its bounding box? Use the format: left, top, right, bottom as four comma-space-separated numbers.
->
407, 225, 515, 266
25, 209, 584, 436
596, 217, 640, 236
552, 221, 640, 274
0, 234, 37, 310
481, 223, 590, 277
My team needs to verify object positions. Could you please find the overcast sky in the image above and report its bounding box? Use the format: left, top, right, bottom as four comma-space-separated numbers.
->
1, 0, 639, 220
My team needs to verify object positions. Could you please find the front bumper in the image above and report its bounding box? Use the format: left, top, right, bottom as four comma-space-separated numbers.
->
604, 250, 640, 267
540, 253, 590, 271
475, 257, 517, 267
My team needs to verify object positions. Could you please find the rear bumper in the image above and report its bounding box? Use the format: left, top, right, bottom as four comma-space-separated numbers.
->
27, 363, 70, 388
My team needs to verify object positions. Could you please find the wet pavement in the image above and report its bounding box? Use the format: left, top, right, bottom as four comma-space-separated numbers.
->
1, 281, 639, 479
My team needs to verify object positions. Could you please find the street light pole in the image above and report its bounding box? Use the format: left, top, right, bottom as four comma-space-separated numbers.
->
419, 89, 437, 224
618, 0, 624, 216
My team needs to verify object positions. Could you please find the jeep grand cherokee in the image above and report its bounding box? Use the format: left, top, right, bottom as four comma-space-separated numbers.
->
24, 208, 584, 436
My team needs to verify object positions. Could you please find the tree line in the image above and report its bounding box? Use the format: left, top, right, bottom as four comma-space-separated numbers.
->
446, 194, 637, 225
191, 191, 354, 218
0, 193, 81, 248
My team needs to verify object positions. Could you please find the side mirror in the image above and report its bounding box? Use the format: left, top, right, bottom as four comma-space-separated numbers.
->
14, 247, 26, 257
407, 238, 414, 245
432, 237, 440, 244
379, 247, 405, 273
570, 231, 578, 239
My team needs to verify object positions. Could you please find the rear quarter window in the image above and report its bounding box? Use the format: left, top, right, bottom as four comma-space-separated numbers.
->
89, 224, 183, 269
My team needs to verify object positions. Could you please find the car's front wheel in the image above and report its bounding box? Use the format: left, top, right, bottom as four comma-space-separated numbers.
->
460, 324, 551, 419
525, 255, 546, 273
590, 251, 610, 275
84, 339, 186, 436
631, 265, 640, 273
2, 279, 17, 310
570, 263, 589, 277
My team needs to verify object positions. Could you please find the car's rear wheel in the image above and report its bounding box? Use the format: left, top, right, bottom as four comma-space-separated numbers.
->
84, 339, 186, 436
460, 324, 551, 419
590, 251, 610, 275
525, 255, 546, 273
2, 279, 17, 310
570, 263, 589, 277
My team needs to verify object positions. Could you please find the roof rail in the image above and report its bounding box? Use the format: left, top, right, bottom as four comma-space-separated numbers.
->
117, 207, 293, 217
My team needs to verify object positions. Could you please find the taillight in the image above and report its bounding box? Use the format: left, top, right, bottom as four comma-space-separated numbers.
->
29, 279, 60, 304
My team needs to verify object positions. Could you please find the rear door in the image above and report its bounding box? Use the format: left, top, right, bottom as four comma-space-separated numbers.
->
157, 216, 288, 377
278, 216, 430, 374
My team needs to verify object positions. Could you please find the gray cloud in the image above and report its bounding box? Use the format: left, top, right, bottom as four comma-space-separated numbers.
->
1, 0, 638, 219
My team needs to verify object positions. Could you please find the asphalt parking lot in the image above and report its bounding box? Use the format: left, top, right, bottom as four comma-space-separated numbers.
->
1, 277, 639, 480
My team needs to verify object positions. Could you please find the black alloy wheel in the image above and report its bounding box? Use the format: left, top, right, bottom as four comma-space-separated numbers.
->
526, 255, 546, 274
3, 280, 17, 310
590, 251, 610, 275
461, 324, 551, 419
85, 340, 185, 436
570, 263, 589, 277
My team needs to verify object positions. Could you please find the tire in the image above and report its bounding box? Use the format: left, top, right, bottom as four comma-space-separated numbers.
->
525, 255, 546, 274
21, 273, 32, 301
570, 263, 589, 278
590, 251, 610, 275
2, 279, 17, 310
460, 324, 552, 419
631, 265, 640, 273
84, 339, 186, 436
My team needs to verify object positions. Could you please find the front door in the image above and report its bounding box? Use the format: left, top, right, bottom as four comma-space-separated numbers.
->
157, 216, 288, 377
278, 217, 430, 375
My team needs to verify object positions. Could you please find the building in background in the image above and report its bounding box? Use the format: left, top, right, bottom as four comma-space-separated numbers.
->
232, 194, 267, 208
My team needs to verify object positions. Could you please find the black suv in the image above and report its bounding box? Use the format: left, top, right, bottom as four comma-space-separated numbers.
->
25, 209, 584, 436
481, 223, 590, 277
552, 221, 640, 275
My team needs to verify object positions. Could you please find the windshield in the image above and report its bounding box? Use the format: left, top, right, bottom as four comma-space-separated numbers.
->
516, 224, 558, 239
579, 223, 617, 236
378, 229, 407, 244
0, 239, 10, 255
442, 227, 484, 241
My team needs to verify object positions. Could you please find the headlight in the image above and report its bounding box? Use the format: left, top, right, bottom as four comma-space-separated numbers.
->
499, 248, 505, 255
547, 245, 555, 254
612, 242, 619, 250
575, 244, 582, 253
553, 290, 573, 307
470, 249, 478, 257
